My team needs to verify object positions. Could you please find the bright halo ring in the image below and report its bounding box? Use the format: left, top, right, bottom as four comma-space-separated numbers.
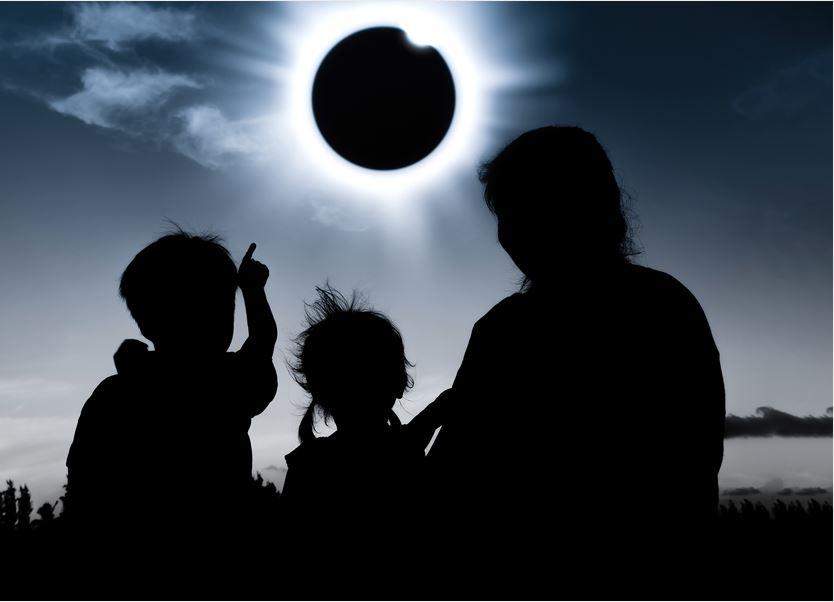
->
288, 5, 482, 196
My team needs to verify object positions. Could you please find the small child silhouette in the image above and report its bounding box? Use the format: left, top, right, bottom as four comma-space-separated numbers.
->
66, 230, 277, 551
281, 285, 451, 551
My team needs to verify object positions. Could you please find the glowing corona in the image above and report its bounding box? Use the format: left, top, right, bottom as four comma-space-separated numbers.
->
286, 4, 483, 197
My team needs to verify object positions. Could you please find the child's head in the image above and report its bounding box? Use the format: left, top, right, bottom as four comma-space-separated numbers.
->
119, 228, 237, 354
291, 284, 413, 442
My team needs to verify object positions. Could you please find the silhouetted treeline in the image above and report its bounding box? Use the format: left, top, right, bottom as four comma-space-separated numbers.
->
718, 498, 832, 521
0, 479, 64, 532
1, 478, 831, 599
0, 475, 281, 540
4, 478, 831, 539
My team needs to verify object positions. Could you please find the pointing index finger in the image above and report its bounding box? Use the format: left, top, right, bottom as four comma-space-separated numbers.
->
243, 243, 256, 263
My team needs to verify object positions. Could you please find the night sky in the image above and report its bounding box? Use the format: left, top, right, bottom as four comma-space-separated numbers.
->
1, 2, 831, 504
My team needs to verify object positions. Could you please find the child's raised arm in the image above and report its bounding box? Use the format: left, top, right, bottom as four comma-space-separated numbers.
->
238, 243, 278, 357
235, 243, 278, 416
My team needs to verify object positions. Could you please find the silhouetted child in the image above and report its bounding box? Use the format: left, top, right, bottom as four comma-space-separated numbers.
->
66, 231, 277, 559
281, 285, 450, 558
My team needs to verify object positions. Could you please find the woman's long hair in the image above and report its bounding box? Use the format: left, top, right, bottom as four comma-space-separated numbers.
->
479, 125, 640, 269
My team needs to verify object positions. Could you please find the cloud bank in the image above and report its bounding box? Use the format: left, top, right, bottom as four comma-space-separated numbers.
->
723, 487, 761, 497
724, 407, 832, 439
777, 487, 830, 496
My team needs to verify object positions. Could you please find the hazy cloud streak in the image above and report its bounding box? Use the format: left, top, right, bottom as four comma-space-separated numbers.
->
733, 51, 832, 119
50, 67, 200, 129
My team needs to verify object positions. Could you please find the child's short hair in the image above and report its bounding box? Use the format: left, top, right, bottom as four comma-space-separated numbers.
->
119, 228, 237, 347
290, 284, 414, 443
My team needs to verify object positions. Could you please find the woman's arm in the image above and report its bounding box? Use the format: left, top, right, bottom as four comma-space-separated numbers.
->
402, 389, 456, 452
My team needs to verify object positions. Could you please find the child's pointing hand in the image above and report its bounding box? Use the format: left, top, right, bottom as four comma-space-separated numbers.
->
238, 243, 269, 291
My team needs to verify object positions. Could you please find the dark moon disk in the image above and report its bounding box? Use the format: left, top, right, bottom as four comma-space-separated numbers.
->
312, 27, 456, 170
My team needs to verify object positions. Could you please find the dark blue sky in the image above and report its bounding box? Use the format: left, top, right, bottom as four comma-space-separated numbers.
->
0, 2, 831, 502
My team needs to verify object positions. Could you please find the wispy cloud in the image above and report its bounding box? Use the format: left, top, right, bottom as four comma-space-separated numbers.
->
733, 51, 832, 119
6, 3, 197, 52
307, 197, 373, 232
50, 67, 200, 129
173, 105, 263, 169
71, 3, 196, 50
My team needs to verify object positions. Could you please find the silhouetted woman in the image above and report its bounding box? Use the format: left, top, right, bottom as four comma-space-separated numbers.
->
427, 126, 725, 595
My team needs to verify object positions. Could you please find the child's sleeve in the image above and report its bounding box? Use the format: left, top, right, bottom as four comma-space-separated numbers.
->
66, 377, 120, 526
229, 348, 278, 418
280, 446, 319, 513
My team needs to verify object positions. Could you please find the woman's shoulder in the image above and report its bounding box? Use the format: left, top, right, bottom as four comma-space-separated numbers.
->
474, 292, 527, 329
623, 264, 710, 326
625, 264, 701, 303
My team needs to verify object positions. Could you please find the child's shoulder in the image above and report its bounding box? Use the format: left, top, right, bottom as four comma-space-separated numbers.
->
285, 435, 338, 469
73, 376, 130, 439
81, 375, 125, 415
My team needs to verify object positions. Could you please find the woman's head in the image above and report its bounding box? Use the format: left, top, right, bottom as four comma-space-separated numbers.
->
479, 126, 637, 284
290, 284, 413, 442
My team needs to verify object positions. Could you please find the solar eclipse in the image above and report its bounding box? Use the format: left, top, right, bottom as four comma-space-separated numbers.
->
312, 27, 456, 171
287, 5, 483, 194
